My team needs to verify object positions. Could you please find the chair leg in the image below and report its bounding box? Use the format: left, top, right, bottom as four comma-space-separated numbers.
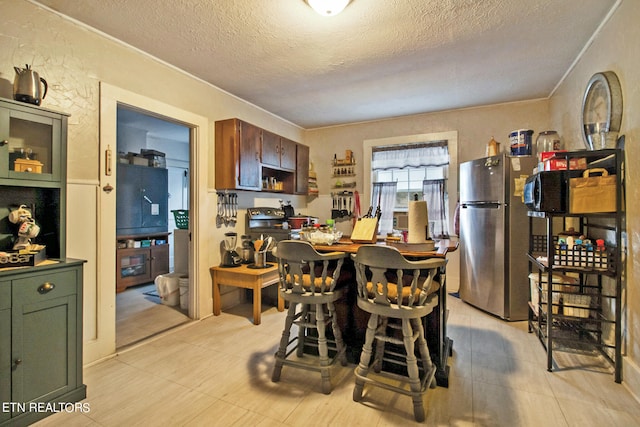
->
272, 301, 297, 383
353, 312, 378, 402
372, 317, 388, 373
328, 301, 348, 366
315, 303, 333, 394
402, 319, 425, 423
297, 303, 309, 357
413, 317, 437, 389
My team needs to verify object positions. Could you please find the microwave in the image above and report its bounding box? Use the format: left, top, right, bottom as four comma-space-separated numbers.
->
524, 171, 571, 213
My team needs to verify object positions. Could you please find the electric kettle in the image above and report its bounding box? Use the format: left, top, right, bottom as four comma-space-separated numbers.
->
13, 64, 48, 106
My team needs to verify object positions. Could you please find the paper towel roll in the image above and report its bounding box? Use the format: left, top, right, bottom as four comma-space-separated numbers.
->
408, 200, 429, 243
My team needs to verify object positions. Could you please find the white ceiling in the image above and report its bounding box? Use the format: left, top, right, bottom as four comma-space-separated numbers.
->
33, 0, 618, 129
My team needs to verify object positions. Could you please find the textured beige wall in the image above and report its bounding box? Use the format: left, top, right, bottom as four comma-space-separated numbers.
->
305, 100, 549, 201
0, 0, 303, 362
549, 0, 639, 398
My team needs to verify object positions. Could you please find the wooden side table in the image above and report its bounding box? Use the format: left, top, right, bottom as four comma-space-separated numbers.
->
210, 263, 284, 325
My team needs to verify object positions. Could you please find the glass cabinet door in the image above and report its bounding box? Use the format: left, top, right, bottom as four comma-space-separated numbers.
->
120, 251, 150, 281
0, 106, 61, 182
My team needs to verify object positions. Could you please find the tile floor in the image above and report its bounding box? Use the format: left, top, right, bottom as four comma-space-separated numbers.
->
116, 283, 191, 349
36, 294, 640, 426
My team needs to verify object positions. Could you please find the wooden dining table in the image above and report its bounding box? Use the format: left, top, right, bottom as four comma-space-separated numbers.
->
312, 237, 458, 387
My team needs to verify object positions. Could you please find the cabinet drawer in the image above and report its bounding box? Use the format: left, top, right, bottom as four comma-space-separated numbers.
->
12, 269, 78, 304
0, 281, 9, 310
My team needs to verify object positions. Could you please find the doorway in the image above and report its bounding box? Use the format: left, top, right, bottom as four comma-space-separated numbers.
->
115, 106, 191, 348
92, 83, 209, 364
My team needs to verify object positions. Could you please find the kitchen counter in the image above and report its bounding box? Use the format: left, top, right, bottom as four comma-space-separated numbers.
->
313, 237, 458, 257
312, 237, 457, 387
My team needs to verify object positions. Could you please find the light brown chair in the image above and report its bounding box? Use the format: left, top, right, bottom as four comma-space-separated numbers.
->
351, 244, 445, 422
271, 240, 348, 394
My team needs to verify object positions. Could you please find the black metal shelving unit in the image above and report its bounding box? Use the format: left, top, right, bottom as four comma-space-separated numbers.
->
527, 148, 624, 383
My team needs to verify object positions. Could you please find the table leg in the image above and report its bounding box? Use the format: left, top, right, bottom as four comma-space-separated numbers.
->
253, 283, 262, 325
212, 271, 221, 316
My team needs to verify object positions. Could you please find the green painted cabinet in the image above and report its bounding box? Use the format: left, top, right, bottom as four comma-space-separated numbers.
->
0, 281, 10, 425
0, 98, 68, 260
0, 98, 85, 426
0, 261, 85, 427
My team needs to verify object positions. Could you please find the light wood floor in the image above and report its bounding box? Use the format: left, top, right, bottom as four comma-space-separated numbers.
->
37, 294, 639, 426
116, 282, 191, 349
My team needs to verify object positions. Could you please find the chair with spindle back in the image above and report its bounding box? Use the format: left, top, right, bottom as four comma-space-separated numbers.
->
351, 244, 445, 422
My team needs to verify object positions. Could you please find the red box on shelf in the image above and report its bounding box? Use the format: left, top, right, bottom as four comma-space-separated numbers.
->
539, 150, 567, 162
543, 157, 587, 171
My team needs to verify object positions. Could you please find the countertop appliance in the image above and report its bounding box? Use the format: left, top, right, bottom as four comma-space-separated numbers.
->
459, 154, 537, 320
13, 64, 48, 105
222, 232, 241, 267
246, 207, 291, 242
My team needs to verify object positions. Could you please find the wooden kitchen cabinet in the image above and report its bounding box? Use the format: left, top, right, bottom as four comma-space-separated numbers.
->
215, 118, 309, 194
295, 143, 309, 195
262, 130, 296, 171
1, 261, 86, 427
215, 118, 262, 190
116, 233, 170, 292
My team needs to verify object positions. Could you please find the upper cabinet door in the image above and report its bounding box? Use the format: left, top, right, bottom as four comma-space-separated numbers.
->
0, 99, 65, 184
262, 131, 296, 171
261, 130, 280, 168
295, 143, 309, 195
280, 137, 297, 171
238, 121, 262, 190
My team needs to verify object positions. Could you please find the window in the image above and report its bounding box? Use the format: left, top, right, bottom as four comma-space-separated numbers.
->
374, 166, 446, 210
369, 140, 451, 237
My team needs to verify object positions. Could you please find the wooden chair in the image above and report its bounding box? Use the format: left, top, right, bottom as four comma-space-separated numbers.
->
271, 240, 348, 394
351, 244, 446, 422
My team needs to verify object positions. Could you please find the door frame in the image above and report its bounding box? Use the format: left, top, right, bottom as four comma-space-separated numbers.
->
91, 83, 210, 362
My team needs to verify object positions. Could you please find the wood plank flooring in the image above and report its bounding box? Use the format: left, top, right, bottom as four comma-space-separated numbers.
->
116, 282, 191, 349
36, 294, 640, 426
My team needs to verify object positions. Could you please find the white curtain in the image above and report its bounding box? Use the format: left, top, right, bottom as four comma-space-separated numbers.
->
371, 181, 397, 234
423, 179, 449, 238
372, 142, 449, 169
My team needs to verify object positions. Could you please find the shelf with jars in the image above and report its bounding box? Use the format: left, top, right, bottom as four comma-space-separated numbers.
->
332, 149, 356, 189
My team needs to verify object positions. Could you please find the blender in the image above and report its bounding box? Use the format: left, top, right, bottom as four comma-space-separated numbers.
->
240, 234, 254, 264
221, 232, 241, 267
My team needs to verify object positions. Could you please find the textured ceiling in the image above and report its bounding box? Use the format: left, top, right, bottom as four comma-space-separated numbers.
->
33, 0, 618, 129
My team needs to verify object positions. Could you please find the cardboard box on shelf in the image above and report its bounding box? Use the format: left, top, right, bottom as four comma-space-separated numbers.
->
543, 157, 587, 171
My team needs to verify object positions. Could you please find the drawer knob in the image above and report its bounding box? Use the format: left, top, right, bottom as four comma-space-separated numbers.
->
14, 358, 22, 366
0, 140, 7, 146
38, 282, 55, 294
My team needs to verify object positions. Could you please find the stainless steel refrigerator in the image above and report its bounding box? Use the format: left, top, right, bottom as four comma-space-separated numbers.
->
459, 154, 537, 321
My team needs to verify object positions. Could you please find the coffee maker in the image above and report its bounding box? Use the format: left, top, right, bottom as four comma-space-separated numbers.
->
221, 232, 241, 267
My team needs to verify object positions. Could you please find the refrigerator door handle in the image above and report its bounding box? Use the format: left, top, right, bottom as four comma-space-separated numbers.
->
461, 202, 501, 209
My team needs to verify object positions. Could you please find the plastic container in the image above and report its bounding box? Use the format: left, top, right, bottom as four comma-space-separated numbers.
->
536, 131, 562, 160
154, 273, 180, 306
179, 276, 189, 310
509, 129, 534, 156
172, 210, 189, 229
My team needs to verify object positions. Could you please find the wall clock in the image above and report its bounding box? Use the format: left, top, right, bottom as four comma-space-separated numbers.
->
581, 71, 623, 150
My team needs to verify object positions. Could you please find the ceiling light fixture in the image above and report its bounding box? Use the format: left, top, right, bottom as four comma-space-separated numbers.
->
307, 0, 351, 16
